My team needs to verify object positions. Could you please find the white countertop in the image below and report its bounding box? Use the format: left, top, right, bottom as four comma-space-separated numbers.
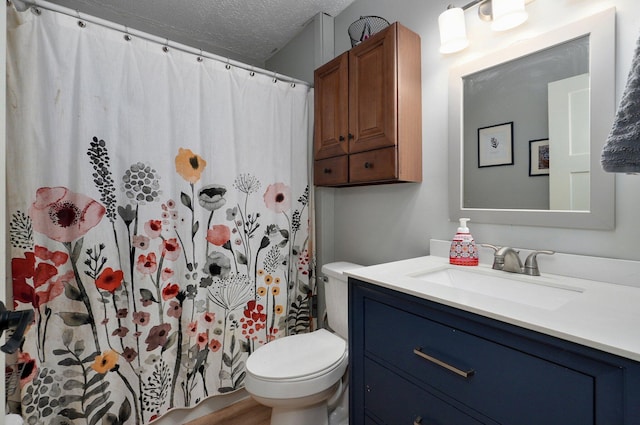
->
347, 254, 640, 362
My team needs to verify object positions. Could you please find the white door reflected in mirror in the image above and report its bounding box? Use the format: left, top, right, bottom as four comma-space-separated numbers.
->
548, 74, 590, 211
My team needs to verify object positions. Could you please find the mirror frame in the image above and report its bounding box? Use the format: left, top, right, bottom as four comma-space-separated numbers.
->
448, 8, 616, 229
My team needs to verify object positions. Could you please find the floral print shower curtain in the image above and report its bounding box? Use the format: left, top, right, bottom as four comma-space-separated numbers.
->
5, 5, 312, 425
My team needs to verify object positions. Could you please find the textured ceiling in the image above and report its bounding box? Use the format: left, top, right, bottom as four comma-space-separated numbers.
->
40, 0, 356, 65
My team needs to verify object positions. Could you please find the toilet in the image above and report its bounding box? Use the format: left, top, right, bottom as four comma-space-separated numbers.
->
245, 262, 362, 425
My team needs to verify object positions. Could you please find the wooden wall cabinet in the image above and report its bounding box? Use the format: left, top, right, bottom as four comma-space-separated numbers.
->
313, 22, 422, 187
349, 279, 640, 425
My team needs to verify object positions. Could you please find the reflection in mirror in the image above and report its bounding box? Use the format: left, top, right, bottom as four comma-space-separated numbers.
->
463, 36, 589, 210
448, 8, 615, 229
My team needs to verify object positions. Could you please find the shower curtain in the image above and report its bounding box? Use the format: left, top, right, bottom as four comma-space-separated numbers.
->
6, 5, 313, 425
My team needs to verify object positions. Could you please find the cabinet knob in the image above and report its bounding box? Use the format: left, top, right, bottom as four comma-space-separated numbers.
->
339, 135, 345, 141
348, 133, 354, 140
364, 162, 373, 169
323, 168, 332, 174
413, 416, 423, 425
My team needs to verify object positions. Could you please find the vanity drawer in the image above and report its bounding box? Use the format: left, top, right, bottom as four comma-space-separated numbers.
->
363, 357, 494, 425
314, 156, 348, 186
349, 147, 397, 183
363, 297, 597, 424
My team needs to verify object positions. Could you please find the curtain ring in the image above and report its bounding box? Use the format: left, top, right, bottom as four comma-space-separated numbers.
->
225, 59, 231, 70
76, 9, 86, 28
162, 39, 169, 53
197, 49, 204, 62
291, 82, 296, 88
249, 68, 255, 77
29, 0, 41, 14
272, 74, 278, 83
124, 26, 132, 41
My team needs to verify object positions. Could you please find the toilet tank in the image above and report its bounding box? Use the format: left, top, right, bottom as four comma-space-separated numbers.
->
322, 262, 362, 340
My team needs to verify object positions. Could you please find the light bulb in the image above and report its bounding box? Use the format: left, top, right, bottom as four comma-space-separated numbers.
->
439, 7, 469, 54
491, 0, 528, 32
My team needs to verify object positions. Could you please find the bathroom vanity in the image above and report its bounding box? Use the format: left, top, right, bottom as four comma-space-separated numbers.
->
347, 252, 640, 424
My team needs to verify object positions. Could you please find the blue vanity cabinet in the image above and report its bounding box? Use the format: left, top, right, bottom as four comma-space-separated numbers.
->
349, 278, 640, 425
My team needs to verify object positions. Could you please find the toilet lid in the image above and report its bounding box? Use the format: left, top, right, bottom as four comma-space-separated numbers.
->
246, 329, 346, 380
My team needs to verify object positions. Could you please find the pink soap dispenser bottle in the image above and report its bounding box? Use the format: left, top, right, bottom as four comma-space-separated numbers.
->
449, 218, 478, 266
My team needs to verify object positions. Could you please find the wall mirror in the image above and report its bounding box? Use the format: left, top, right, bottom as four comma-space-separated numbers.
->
448, 8, 615, 229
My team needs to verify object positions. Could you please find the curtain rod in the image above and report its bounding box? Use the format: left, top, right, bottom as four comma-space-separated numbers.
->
8, 0, 311, 87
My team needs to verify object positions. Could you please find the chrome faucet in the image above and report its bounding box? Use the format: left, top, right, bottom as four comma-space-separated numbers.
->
483, 245, 554, 276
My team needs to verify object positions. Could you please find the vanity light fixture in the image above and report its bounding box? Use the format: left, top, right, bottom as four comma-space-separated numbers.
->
439, 0, 530, 54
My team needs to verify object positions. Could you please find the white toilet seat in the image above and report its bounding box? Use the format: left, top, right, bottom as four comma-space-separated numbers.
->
245, 329, 348, 399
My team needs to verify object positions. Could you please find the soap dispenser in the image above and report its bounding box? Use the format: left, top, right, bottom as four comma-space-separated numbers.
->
450, 218, 478, 266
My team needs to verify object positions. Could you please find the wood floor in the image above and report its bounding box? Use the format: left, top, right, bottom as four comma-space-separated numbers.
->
185, 398, 271, 425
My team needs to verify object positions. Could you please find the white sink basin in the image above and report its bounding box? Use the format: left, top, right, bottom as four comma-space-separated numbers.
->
411, 267, 584, 310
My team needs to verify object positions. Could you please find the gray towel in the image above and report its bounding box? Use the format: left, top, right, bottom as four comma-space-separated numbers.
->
601, 32, 640, 173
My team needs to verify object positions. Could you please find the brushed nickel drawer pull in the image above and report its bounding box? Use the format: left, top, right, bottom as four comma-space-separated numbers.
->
413, 347, 475, 379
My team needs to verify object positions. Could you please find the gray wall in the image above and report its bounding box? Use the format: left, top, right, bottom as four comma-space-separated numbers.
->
268, 13, 335, 83
266, 15, 316, 83
269, 0, 640, 267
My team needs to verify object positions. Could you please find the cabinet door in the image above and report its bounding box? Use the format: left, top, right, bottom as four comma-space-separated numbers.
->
314, 52, 349, 160
349, 24, 397, 154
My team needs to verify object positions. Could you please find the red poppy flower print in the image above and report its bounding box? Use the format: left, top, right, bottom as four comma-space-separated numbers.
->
11, 250, 70, 309
12, 253, 36, 307
161, 238, 181, 261
186, 321, 198, 337
161, 268, 174, 282
37, 270, 73, 306
28, 187, 105, 242
208, 338, 222, 352
136, 252, 158, 275
162, 283, 180, 301
144, 219, 163, 239
34, 245, 68, 266
201, 312, 215, 327
196, 332, 208, 349
206, 225, 231, 246
95, 267, 124, 293
241, 300, 267, 340
263, 183, 291, 213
